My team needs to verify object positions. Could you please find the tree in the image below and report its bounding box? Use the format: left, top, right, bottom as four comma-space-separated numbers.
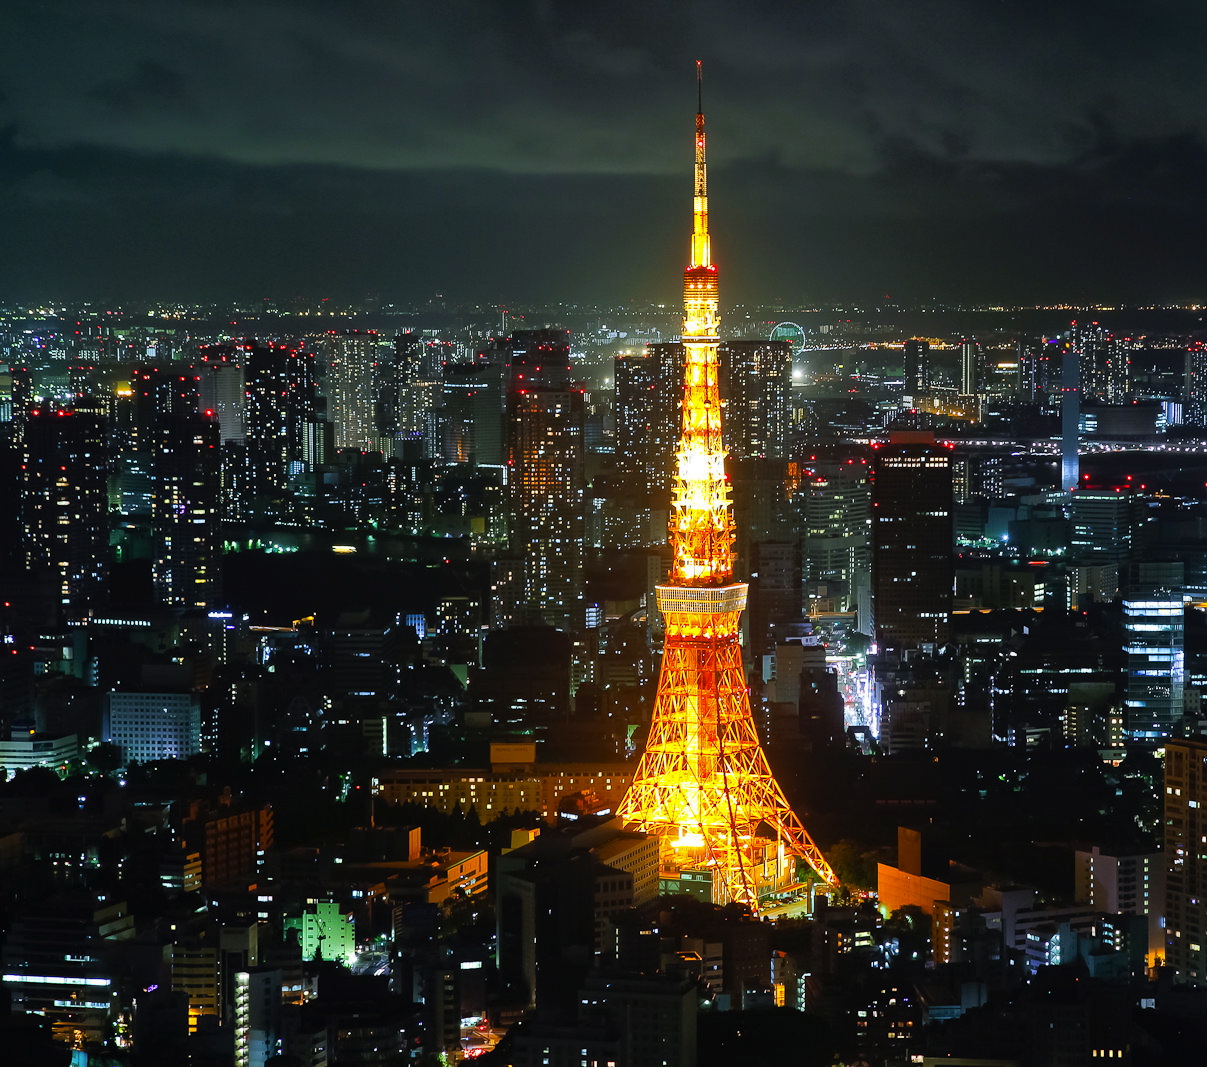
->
825, 838, 879, 891
86, 742, 122, 775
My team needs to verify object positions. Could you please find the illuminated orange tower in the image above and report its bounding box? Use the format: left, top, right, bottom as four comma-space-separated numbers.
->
617, 63, 836, 910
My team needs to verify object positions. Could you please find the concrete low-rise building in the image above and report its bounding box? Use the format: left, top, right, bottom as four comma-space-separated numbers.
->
372, 743, 631, 820
0, 733, 79, 779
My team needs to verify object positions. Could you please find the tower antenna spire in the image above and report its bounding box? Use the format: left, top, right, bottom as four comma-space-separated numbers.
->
697, 59, 703, 114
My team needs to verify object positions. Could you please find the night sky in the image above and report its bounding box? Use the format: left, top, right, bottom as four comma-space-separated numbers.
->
5, 1, 1207, 306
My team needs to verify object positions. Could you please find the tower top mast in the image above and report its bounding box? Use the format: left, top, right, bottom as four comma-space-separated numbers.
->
671, 59, 730, 587
690, 61, 710, 271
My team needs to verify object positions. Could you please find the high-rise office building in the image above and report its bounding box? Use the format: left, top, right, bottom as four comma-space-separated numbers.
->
1185, 343, 1207, 427
960, 338, 980, 396
1060, 341, 1081, 492
1122, 591, 1185, 740
374, 331, 435, 446
871, 431, 953, 653
615, 342, 683, 498
198, 350, 247, 444
244, 341, 319, 497
1074, 323, 1130, 402
1069, 487, 1148, 569
747, 539, 800, 654
1019, 337, 1059, 400
1164, 738, 1207, 985
493, 330, 586, 630
152, 411, 221, 608
104, 691, 203, 766
438, 362, 505, 465
904, 338, 930, 399
615, 346, 665, 496
115, 366, 204, 521
325, 330, 381, 452
719, 339, 790, 460
800, 459, 871, 614
20, 408, 110, 620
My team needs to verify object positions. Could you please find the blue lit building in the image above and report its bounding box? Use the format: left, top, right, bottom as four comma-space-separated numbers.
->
1122, 590, 1185, 741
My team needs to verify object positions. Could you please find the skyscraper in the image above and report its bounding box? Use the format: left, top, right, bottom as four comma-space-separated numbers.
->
959, 338, 980, 396
871, 431, 953, 653
152, 411, 221, 609
438, 362, 505, 466
904, 338, 930, 400
1122, 591, 1185, 741
618, 65, 834, 910
800, 459, 871, 615
499, 330, 585, 630
243, 342, 319, 498
1060, 341, 1081, 492
615, 341, 685, 499
1068, 487, 1147, 569
104, 690, 203, 766
719, 339, 791, 460
1184, 342, 1207, 427
197, 350, 246, 444
1074, 323, 1130, 402
616, 338, 788, 500
20, 408, 110, 620
325, 330, 380, 452
1018, 337, 1059, 401
374, 331, 432, 444
615, 344, 678, 497
1164, 738, 1207, 985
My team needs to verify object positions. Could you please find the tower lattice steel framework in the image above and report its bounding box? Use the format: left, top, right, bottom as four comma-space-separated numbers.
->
617, 63, 836, 910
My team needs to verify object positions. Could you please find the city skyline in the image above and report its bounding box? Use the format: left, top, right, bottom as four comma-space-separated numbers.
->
6, 2, 1207, 305
12, 14, 1207, 1064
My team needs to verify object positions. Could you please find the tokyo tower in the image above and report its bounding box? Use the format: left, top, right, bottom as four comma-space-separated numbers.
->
616, 63, 836, 911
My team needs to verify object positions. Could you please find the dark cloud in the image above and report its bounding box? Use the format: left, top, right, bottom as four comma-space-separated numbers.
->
89, 60, 190, 116
4, 0, 1207, 301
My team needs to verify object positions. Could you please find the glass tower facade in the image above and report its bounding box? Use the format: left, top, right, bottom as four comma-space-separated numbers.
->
1122, 590, 1185, 740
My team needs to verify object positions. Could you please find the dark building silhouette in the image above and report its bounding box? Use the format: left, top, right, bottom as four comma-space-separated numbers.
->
904, 338, 930, 398
20, 408, 110, 622
243, 341, 319, 498
747, 539, 801, 655
1185, 342, 1207, 427
719, 339, 790, 460
1164, 737, 1207, 985
615, 344, 680, 497
617, 339, 789, 502
472, 625, 572, 726
1019, 336, 1059, 400
487, 330, 585, 630
496, 834, 596, 1018
152, 411, 221, 609
872, 431, 953, 653
438, 361, 505, 465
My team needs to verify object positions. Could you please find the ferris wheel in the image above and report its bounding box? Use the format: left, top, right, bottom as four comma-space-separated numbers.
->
771, 321, 809, 384
770, 321, 806, 348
